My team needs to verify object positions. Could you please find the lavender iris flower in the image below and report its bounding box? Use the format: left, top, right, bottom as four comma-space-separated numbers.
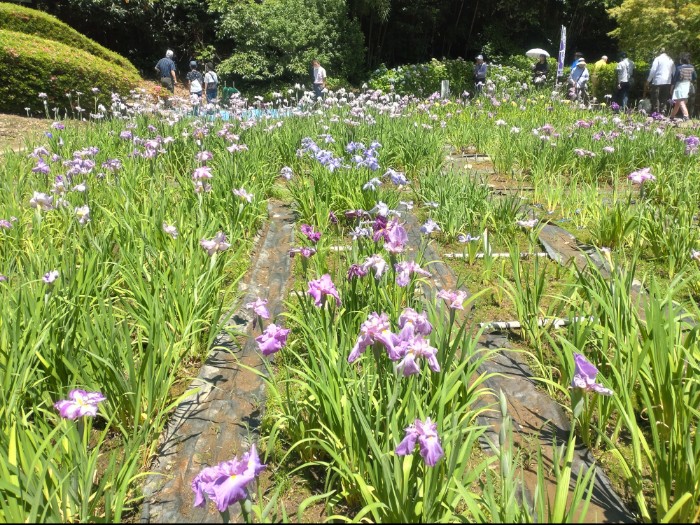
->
162, 223, 179, 239
395, 335, 440, 376
246, 297, 270, 319
280, 166, 293, 180
54, 389, 106, 419
395, 417, 444, 466
395, 261, 431, 287
437, 289, 468, 310
192, 166, 213, 180
307, 274, 341, 307
362, 254, 388, 279
255, 324, 290, 356
200, 232, 231, 256
43, 270, 59, 284
398, 308, 432, 337
191, 444, 266, 512
347, 264, 369, 280
289, 247, 317, 258
232, 188, 254, 202
348, 312, 392, 363
628, 167, 655, 184
572, 353, 613, 395
29, 192, 54, 211
384, 218, 408, 253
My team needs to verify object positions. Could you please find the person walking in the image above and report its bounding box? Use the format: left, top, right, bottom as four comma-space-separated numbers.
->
569, 59, 590, 105
670, 53, 696, 121
474, 55, 488, 95
646, 48, 675, 114
570, 52, 584, 72
592, 55, 608, 97
155, 49, 177, 94
186, 61, 203, 116
532, 54, 549, 86
615, 52, 635, 110
311, 59, 327, 100
204, 62, 218, 103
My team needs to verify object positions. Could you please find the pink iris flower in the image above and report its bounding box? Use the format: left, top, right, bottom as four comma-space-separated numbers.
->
395, 261, 431, 287
54, 389, 106, 419
200, 232, 231, 256
437, 289, 468, 310
255, 324, 290, 356
245, 297, 270, 319
191, 444, 266, 512
307, 274, 341, 307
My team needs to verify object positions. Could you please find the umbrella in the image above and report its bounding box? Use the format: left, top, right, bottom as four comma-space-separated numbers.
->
526, 48, 550, 59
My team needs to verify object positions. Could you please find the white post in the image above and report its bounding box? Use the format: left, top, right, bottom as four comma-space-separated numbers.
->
441, 80, 450, 99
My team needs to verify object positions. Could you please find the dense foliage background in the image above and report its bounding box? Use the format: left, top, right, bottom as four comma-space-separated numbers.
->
11, 0, 700, 88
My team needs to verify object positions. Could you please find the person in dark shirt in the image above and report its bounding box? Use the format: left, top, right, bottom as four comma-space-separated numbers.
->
532, 54, 549, 86
155, 49, 177, 93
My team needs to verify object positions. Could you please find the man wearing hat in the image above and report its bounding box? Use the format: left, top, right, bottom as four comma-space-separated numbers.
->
569, 58, 590, 105
155, 49, 178, 93
187, 60, 204, 115
474, 55, 488, 95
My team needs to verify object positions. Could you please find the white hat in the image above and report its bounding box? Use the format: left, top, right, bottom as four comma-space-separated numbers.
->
476, 54, 484, 60
166, 49, 174, 58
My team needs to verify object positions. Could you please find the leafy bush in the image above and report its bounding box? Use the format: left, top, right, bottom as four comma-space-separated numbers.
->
0, 2, 137, 75
589, 61, 650, 103
0, 29, 140, 115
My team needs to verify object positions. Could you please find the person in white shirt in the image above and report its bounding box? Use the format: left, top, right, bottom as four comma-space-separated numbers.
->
311, 59, 327, 100
615, 52, 635, 109
646, 48, 675, 114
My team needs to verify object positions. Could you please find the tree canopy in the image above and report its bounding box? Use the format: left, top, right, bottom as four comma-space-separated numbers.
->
25, 0, 695, 86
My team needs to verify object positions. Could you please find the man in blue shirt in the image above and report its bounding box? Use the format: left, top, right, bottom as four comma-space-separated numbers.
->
155, 49, 178, 93
474, 55, 487, 95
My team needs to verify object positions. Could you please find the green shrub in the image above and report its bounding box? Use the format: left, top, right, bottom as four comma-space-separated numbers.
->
0, 2, 137, 75
0, 29, 140, 115
588, 61, 650, 103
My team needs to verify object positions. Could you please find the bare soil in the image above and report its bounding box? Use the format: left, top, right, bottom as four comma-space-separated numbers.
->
0, 114, 52, 153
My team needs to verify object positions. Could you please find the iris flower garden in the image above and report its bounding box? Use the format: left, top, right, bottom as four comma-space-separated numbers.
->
0, 80, 699, 523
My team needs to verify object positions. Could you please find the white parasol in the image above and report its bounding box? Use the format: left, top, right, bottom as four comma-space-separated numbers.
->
526, 48, 550, 58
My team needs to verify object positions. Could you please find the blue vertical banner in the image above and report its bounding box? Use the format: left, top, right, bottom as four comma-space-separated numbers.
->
557, 25, 567, 78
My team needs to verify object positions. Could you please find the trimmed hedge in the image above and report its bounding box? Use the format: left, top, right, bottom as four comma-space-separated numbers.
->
0, 2, 138, 75
0, 29, 140, 115
589, 61, 650, 102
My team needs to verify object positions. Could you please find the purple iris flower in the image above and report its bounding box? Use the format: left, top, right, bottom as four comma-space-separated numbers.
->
246, 297, 270, 319
300, 224, 322, 243
437, 289, 468, 310
54, 389, 106, 419
196, 151, 213, 163
329, 210, 338, 224
191, 444, 266, 512
347, 263, 369, 280
384, 218, 408, 253
32, 159, 51, 174
307, 274, 341, 307
398, 308, 432, 337
0, 219, 12, 229
395, 417, 444, 466
628, 167, 655, 184
572, 353, 613, 395
348, 312, 392, 363
395, 261, 431, 287
345, 209, 370, 221
162, 223, 178, 239
684, 136, 698, 155
255, 324, 290, 356
280, 166, 293, 180
200, 232, 231, 256
289, 247, 316, 258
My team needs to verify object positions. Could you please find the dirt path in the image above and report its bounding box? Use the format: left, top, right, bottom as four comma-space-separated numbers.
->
0, 114, 52, 153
